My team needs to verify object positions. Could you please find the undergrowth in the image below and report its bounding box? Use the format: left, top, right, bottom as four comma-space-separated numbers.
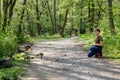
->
33, 33, 69, 42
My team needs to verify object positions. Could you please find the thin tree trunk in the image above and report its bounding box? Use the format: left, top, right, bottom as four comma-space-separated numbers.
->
26, 9, 35, 37
58, 14, 62, 31
108, 0, 115, 34
8, 0, 16, 25
96, 0, 103, 26
61, 9, 69, 37
0, 0, 1, 27
17, 0, 26, 37
79, 0, 83, 34
88, 0, 91, 32
46, 0, 54, 34
79, 0, 85, 34
2, 0, 10, 31
36, 0, 41, 35
91, 0, 94, 31
69, 10, 73, 36
70, 19, 73, 37
57, 0, 62, 33
54, 0, 57, 33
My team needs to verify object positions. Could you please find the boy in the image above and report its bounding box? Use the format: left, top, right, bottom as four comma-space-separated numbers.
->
88, 28, 103, 57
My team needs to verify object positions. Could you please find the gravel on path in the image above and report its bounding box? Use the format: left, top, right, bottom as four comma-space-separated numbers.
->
21, 37, 120, 80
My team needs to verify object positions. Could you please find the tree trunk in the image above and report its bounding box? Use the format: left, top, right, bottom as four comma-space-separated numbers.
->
108, 0, 115, 34
46, 0, 54, 34
54, 0, 57, 33
79, 0, 85, 34
36, 0, 42, 35
61, 9, 69, 37
91, 0, 94, 31
88, 0, 91, 32
0, 0, 1, 27
17, 0, 26, 37
57, 0, 62, 33
8, 0, 16, 25
70, 19, 73, 37
69, 10, 73, 36
58, 14, 62, 32
26, 9, 35, 37
88, 0, 94, 32
2, 0, 10, 31
95, 0, 103, 27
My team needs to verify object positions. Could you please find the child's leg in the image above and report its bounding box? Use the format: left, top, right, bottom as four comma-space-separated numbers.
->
88, 50, 94, 57
88, 46, 99, 57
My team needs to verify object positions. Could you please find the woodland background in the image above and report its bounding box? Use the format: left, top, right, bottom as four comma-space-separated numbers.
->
0, 0, 120, 79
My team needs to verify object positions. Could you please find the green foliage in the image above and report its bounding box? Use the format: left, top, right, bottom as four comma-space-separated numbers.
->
77, 34, 94, 46
0, 32, 17, 58
33, 33, 63, 42
17, 32, 33, 44
103, 34, 120, 54
0, 68, 19, 80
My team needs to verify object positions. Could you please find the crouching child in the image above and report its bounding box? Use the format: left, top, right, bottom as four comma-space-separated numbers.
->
88, 28, 103, 58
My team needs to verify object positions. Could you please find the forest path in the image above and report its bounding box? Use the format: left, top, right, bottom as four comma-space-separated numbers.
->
21, 37, 120, 80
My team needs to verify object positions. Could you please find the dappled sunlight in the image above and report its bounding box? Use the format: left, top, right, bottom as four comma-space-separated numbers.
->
22, 38, 120, 80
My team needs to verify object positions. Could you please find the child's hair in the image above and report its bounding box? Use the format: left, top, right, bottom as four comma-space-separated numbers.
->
94, 28, 100, 32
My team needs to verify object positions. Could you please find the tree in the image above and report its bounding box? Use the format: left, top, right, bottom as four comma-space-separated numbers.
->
46, 0, 54, 34
61, 9, 69, 37
88, 0, 91, 32
96, 0, 103, 26
0, 0, 1, 29
8, 0, 16, 25
108, 0, 115, 34
17, 0, 26, 38
79, 0, 86, 34
88, 0, 95, 32
26, 8, 35, 37
1, 0, 119, 38
2, 0, 10, 31
91, 0, 94, 30
36, 0, 42, 35
69, 8, 74, 36
53, 0, 57, 33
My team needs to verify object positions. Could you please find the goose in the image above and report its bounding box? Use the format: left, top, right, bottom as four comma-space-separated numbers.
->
17, 45, 31, 52
0, 52, 14, 68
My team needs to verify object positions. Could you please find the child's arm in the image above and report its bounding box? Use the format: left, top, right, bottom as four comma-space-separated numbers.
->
93, 40, 103, 46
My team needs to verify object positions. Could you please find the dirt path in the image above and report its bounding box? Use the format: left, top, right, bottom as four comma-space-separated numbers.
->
21, 37, 120, 80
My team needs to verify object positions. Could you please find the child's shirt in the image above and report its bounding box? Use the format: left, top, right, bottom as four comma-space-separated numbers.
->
94, 36, 103, 48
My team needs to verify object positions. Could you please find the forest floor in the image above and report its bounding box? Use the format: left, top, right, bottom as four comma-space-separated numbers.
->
21, 37, 120, 80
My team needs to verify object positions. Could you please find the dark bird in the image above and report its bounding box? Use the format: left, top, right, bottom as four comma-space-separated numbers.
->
24, 46, 31, 51
21, 53, 34, 61
17, 45, 31, 52
40, 53, 44, 59
0, 52, 14, 68
36, 53, 44, 59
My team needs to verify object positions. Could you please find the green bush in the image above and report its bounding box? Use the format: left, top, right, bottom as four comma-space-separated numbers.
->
17, 32, 33, 43
0, 67, 21, 80
0, 32, 17, 58
103, 33, 120, 56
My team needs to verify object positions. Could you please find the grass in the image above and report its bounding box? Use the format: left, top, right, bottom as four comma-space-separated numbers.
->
103, 53, 120, 64
32, 34, 70, 42
76, 34, 94, 48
